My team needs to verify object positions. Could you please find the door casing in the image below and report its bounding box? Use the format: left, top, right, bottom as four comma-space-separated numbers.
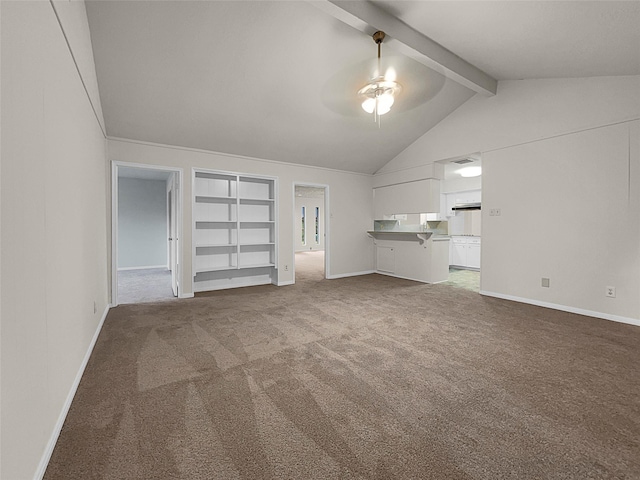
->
111, 161, 184, 306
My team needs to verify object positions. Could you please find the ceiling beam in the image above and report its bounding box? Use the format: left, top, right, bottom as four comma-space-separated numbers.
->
310, 0, 497, 96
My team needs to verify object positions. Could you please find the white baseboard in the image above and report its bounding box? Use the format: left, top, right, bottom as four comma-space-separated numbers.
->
479, 290, 640, 327
35, 303, 111, 480
277, 280, 295, 286
179, 292, 194, 299
326, 270, 375, 280
374, 271, 449, 284
374, 271, 430, 284
117, 265, 167, 271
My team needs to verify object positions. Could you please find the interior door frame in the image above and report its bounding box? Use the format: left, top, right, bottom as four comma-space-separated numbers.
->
292, 182, 330, 283
167, 174, 178, 296
111, 161, 184, 307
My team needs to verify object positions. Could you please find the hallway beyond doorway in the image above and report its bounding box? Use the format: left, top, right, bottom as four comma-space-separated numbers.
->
294, 251, 325, 282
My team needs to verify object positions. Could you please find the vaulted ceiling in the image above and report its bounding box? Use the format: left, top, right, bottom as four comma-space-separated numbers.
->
86, 1, 640, 174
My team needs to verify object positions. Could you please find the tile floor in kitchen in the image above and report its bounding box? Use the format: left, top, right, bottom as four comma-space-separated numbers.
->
443, 268, 480, 292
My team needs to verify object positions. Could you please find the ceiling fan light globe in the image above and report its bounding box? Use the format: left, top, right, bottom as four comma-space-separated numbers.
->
376, 102, 392, 115
376, 92, 394, 114
362, 98, 376, 114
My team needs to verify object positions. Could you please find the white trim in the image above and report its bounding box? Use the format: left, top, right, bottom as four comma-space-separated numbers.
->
34, 304, 111, 480
108, 136, 372, 177
373, 271, 434, 283
327, 270, 376, 280
178, 293, 195, 299
48, 0, 106, 138
479, 290, 640, 328
111, 161, 118, 306
112, 161, 186, 306
277, 280, 295, 287
117, 265, 167, 271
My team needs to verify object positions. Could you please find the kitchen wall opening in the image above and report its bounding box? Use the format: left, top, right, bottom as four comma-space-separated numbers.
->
115, 165, 180, 304
438, 154, 483, 292
293, 184, 326, 282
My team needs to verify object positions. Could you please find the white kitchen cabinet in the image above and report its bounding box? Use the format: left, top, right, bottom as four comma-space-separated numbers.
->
445, 193, 457, 217
446, 190, 482, 218
467, 238, 481, 269
449, 236, 481, 269
374, 179, 439, 217
451, 237, 468, 266
193, 169, 277, 292
371, 234, 449, 283
425, 194, 448, 221
376, 246, 395, 273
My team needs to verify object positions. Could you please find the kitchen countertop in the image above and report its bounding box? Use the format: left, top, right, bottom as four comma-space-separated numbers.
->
367, 230, 433, 244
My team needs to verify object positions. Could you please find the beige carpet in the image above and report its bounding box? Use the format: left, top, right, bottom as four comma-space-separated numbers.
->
45, 258, 640, 479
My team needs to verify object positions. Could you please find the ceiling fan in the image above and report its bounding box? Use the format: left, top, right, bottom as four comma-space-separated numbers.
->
357, 31, 402, 122
321, 30, 446, 124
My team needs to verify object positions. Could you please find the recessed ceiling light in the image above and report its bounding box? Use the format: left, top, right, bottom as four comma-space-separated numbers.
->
459, 166, 482, 177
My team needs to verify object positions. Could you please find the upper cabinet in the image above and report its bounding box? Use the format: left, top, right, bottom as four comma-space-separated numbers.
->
373, 179, 440, 218
446, 189, 482, 217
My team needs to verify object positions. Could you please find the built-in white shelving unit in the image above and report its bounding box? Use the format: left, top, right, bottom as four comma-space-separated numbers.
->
193, 169, 277, 292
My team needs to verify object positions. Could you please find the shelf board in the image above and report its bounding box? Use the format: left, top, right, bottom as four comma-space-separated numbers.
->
239, 197, 274, 204
239, 221, 275, 225
238, 263, 275, 269
195, 221, 237, 226
195, 172, 237, 182
239, 242, 275, 246
195, 243, 238, 249
195, 195, 236, 204
195, 266, 237, 273
239, 176, 272, 184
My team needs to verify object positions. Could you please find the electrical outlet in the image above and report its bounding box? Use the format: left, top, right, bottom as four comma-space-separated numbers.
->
285, 264, 289, 271
541, 278, 550, 288
495, 208, 501, 216
605, 286, 616, 298
93, 301, 97, 314
489, 208, 502, 216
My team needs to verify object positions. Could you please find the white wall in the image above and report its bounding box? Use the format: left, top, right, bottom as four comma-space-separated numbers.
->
118, 177, 168, 268
380, 76, 640, 173
377, 76, 640, 323
295, 195, 325, 252
1, 2, 108, 478
482, 121, 639, 322
108, 138, 374, 291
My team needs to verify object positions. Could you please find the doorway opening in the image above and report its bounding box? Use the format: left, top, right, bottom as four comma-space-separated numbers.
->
437, 154, 482, 292
112, 163, 183, 305
293, 184, 328, 283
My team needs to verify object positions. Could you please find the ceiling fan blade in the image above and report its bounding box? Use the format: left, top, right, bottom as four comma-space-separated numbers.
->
321, 55, 447, 117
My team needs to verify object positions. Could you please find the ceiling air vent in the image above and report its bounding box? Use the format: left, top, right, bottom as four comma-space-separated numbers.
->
453, 158, 473, 165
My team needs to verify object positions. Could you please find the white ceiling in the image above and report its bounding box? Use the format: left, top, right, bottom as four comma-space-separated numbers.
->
86, 1, 640, 175
442, 156, 481, 180
374, 1, 640, 80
